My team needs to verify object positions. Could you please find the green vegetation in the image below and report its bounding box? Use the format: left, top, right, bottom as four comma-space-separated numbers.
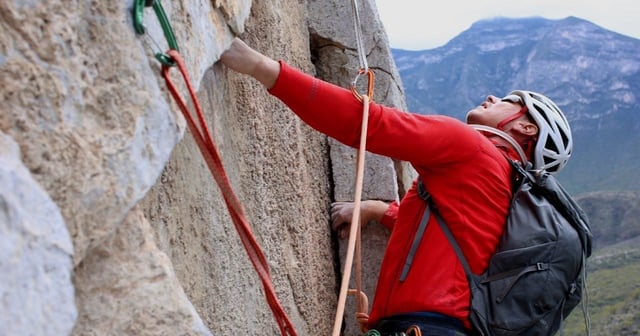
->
563, 242, 640, 335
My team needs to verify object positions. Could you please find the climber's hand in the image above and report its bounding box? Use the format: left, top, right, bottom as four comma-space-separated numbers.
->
330, 201, 358, 239
219, 38, 280, 89
330, 200, 389, 239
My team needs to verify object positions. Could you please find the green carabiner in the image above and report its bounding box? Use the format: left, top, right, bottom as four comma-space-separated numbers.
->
132, 0, 179, 66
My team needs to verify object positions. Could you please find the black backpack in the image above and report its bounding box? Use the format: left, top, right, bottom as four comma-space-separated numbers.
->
414, 159, 593, 336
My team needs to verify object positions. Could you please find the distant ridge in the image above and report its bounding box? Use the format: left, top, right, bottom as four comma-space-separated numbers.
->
391, 16, 640, 195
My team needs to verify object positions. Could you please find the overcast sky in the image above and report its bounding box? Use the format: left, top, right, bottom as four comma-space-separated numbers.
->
375, 0, 640, 50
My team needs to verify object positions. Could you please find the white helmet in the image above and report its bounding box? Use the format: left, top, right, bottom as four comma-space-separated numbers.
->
505, 90, 573, 173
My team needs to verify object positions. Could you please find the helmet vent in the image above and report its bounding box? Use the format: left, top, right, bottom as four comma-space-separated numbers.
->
546, 137, 559, 153
535, 104, 551, 125
560, 130, 570, 147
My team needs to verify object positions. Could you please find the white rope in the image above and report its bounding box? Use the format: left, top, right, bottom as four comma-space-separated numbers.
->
350, 0, 368, 72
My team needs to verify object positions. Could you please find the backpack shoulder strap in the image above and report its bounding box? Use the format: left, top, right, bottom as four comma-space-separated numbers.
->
399, 202, 431, 282
431, 204, 475, 277
416, 158, 524, 280
416, 178, 474, 277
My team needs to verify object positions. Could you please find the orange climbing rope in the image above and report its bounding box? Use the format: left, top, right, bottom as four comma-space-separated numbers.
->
160, 50, 297, 336
332, 90, 371, 335
331, 1, 377, 333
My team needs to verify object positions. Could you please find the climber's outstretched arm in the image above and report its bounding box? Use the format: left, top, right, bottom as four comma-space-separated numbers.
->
219, 38, 280, 89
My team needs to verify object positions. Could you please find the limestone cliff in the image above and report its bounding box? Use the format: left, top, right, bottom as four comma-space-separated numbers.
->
0, 0, 411, 335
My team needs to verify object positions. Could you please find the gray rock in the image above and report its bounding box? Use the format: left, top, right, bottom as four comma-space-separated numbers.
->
0, 132, 76, 336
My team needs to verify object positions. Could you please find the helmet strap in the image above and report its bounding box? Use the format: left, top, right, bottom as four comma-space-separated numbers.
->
522, 137, 536, 161
496, 105, 529, 130
496, 105, 536, 161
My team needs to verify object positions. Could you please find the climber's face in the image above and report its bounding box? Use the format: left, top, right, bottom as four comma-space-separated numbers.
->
466, 95, 523, 128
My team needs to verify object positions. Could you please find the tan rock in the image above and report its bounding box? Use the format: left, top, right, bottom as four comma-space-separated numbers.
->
72, 207, 211, 336
1, 0, 411, 335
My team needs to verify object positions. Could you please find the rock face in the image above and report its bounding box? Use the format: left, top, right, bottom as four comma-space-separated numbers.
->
0, 133, 76, 336
0, 0, 410, 335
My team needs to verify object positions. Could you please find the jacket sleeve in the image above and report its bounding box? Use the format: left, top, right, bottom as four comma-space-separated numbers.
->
379, 201, 399, 230
268, 61, 483, 168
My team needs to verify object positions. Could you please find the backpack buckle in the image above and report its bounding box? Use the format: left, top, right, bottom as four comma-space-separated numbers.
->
536, 262, 549, 271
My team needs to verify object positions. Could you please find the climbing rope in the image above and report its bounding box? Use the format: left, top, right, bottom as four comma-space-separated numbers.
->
350, 0, 368, 73
133, 2, 296, 335
331, 1, 375, 335
160, 51, 298, 336
349, 0, 375, 103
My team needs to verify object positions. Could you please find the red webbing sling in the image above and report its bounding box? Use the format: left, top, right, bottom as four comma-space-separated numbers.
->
161, 49, 296, 336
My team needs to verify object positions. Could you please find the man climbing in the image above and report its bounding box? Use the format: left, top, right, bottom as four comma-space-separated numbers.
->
219, 38, 573, 336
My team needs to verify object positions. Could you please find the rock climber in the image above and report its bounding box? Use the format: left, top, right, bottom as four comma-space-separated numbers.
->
219, 37, 572, 336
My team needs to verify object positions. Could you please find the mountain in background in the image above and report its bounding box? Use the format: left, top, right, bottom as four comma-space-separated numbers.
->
391, 16, 640, 195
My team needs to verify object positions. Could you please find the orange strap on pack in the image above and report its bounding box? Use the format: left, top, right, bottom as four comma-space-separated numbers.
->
160, 50, 297, 336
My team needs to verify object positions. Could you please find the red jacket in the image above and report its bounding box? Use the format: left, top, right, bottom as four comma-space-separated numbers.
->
269, 62, 514, 329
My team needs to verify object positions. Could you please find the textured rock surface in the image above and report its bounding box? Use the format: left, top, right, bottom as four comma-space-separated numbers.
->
0, 0, 410, 335
72, 207, 212, 336
0, 133, 76, 335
